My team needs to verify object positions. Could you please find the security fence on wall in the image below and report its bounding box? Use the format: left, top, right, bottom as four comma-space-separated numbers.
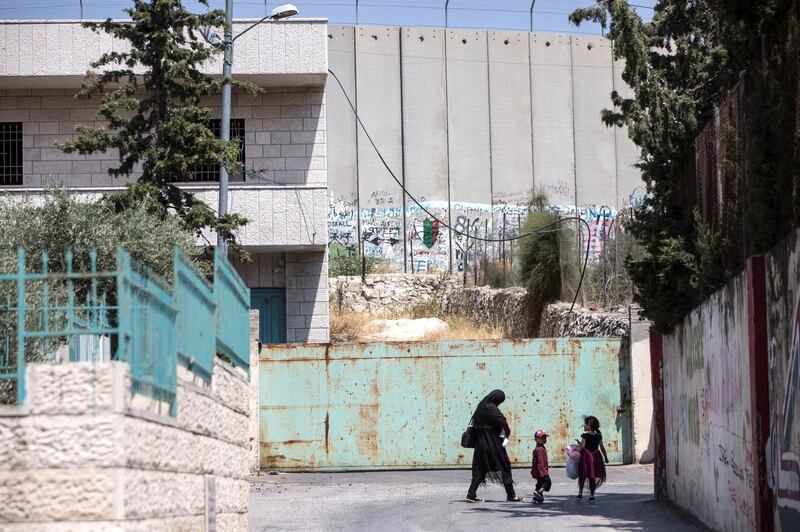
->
682, 76, 748, 274
0, 246, 250, 414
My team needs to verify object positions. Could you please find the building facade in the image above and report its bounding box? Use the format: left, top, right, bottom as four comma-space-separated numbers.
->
0, 18, 330, 343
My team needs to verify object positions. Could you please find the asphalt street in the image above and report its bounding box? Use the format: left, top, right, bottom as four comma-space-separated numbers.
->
248, 465, 706, 531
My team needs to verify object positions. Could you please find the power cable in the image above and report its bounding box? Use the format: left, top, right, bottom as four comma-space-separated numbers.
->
327, 66, 591, 310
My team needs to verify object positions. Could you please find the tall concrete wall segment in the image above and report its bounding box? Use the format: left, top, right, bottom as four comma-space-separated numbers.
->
446, 29, 493, 275
327, 26, 360, 259
356, 26, 405, 268
531, 33, 576, 208
401, 27, 451, 273
326, 26, 644, 273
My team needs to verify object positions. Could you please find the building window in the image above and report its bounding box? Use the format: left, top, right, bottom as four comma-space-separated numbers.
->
190, 119, 246, 182
0, 122, 23, 186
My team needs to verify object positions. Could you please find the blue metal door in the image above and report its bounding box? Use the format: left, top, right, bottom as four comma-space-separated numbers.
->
250, 289, 286, 344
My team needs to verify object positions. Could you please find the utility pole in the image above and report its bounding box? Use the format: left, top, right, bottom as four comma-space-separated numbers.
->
218, 0, 234, 255
208, 3, 298, 255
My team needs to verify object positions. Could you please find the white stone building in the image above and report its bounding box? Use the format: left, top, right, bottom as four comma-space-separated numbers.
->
0, 18, 330, 343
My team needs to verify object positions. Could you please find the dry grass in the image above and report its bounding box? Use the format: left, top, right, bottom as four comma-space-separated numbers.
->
419, 316, 505, 341
329, 311, 376, 343
329, 309, 506, 343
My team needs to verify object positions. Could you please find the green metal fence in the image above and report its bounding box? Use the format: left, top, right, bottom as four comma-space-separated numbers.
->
0, 246, 250, 413
173, 248, 216, 382
213, 246, 251, 374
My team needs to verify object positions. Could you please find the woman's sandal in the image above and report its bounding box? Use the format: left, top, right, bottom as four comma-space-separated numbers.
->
507, 496, 524, 502
466, 495, 485, 503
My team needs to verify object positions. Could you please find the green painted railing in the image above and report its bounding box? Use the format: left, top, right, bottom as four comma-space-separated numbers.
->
0, 246, 249, 412
173, 248, 216, 382
116, 248, 178, 415
213, 246, 251, 374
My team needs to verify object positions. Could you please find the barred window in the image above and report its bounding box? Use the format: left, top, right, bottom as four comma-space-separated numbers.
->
0, 122, 23, 186
189, 119, 246, 182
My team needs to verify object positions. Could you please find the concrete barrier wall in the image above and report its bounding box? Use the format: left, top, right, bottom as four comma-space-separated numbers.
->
766, 227, 800, 531
326, 26, 642, 273
0, 360, 251, 530
662, 272, 755, 531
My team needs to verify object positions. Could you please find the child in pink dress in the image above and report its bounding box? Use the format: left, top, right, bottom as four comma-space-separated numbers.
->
577, 416, 609, 502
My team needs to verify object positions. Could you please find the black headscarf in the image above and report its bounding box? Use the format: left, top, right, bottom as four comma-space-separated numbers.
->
472, 389, 507, 429
469, 389, 513, 485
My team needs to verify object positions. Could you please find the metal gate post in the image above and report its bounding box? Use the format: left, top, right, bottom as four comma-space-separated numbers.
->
747, 255, 774, 531
649, 330, 667, 500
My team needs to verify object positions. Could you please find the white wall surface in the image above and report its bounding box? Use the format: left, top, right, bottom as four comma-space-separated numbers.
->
0, 19, 328, 87
663, 272, 755, 532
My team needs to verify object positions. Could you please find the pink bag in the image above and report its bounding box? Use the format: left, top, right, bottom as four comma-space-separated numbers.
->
564, 444, 581, 479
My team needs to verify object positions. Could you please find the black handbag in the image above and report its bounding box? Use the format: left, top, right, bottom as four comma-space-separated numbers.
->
461, 417, 476, 448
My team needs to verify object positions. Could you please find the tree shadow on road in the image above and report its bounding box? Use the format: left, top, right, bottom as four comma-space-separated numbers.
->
461, 492, 706, 531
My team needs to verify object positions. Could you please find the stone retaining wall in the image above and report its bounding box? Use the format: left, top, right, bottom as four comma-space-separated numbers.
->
0, 358, 251, 531
441, 286, 532, 337
329, 275, 636, 341
539, 302, 630, 337
329, 274, 459, 315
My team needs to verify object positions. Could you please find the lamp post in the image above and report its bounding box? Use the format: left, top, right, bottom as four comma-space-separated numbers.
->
215, 2, 299, 255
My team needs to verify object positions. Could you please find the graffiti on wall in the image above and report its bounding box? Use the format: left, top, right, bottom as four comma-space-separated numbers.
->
328, 195, 359, 257
664, 274, 755, 530
362, 207, 404, 262
407, 200, 449, 273
764, 228, 800, 531
328, 190, 637, 272
774, 288, 800, 526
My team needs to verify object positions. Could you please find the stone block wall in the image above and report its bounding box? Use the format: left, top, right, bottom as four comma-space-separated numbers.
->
329, 274, 459, 315
286, 250, 329, 343
0, 360, 251, 531
539, 302, 630, 337
440, 286, 532, 338
0, 87, 325, 188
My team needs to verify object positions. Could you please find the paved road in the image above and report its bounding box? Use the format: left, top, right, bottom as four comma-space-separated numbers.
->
249, 465, 705, 531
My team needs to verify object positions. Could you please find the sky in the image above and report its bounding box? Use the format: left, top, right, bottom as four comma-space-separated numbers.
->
0, 0, 656, 34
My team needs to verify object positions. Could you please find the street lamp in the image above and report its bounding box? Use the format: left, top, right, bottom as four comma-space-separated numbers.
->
210, 2, 300, 255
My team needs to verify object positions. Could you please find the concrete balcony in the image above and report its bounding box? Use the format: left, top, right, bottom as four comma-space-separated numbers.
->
1, 183, 327, 249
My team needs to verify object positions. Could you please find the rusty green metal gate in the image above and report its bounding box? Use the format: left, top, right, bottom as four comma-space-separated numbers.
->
259, 338, 631, 470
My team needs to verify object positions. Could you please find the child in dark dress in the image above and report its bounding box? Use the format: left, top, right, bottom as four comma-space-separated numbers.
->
577, 416, 608, 502
530, 429, 551, 503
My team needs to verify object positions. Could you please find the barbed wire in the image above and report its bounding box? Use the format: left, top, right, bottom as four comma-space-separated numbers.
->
0, 0, 653, 33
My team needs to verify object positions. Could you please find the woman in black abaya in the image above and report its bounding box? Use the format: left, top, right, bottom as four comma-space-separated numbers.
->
466, 389, 523, 502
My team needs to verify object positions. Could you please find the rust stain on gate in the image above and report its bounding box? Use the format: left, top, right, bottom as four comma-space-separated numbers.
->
259, 338, 631, 471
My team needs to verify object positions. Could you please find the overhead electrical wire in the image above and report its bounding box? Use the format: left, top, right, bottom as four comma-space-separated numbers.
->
326, 67, 592, 310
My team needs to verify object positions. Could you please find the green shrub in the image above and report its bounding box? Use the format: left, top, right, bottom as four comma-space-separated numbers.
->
0, 188, 202, 281
328, 246, 377, 277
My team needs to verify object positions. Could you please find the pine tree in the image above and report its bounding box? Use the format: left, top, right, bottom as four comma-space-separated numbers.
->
59, 0, 253, 253
570, 0, 796, 332
568, 1, 750, 332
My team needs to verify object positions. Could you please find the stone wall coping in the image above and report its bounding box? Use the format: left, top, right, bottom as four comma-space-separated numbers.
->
212, 358, 249, 385
0, 404, 30, 417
